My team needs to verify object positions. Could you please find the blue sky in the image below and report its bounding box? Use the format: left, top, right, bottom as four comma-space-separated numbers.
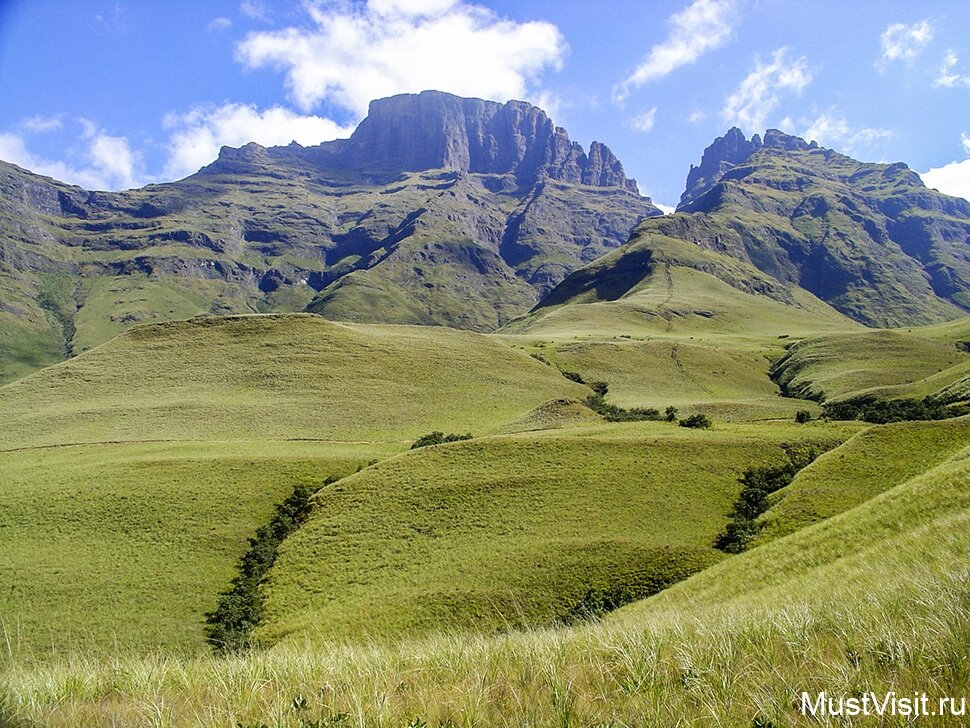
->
1, 0, 969, 208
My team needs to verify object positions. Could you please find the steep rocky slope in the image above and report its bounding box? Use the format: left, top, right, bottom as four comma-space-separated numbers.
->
535, 129, 970, 328
0, 91, 659, 382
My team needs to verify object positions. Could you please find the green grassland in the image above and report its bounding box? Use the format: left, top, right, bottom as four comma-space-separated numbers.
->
0, 313, 589, 450
3, 418, 965, 727
771, 328, 970, 402
0, 440, 395, 655
752, 416, 970, 544
500, 263, 862, 421
255, 422, 848, 645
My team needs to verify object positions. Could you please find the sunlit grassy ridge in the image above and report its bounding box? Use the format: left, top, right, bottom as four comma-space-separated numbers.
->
3, 420, 965, 727
0, 313, 588, 450
771, 328, 970, 402
753, 416, 970, 544
505, 262, 858, 343
256, 422, 848, 645
0, 440, 396, 655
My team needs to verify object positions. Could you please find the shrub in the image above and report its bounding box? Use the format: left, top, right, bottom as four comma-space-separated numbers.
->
714, 447, 818, 553
561, 370, 585, 384
679, 414, 711, 429
589, 380, 609, 397
795, 410, 813, 423
665, 406, 678, 422
204, 477, 337, 653
411, 432, 473, 449
821, 396, 963, 424
585, 394, 661, 422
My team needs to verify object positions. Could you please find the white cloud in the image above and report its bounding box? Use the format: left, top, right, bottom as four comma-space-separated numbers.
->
240, 0, 271, 22
0, 122, 144, 191
654, 202, 676, 215
796, 110, 893, 155
687, 110, 706, 123
208, 16, 232, 31
162, 103, 355, 179
935, 50, 970, 88
722, 48, 812, 132
614, 0, 737, 103
631, 108, 657, 133
920, 132, 970, 203
922, 159, 970, 202
21, 115, 63, 133
879, 20, 933, 67
235, 0, 566, 116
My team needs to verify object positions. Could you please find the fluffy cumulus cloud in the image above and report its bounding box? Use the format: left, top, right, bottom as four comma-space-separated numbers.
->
0, 120, 143, 191
879, 20, 933, 67
162, 103, 356, 179
613, 0, 737, 103
722, 48, 812, 132
235, 0, 566, 116
794, 110, 892, 155
922, 133, 970, 202
631, 108, 657, 133
935, 51, 970, 88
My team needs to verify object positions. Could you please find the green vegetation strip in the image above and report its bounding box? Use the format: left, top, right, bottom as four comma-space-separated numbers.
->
205, 478, 337, 653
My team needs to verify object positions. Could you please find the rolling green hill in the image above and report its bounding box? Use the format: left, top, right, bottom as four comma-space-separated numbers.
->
255, 421, 848, 645
0, 313, 589, 451
3, 418, 963, 727
0, 312, 596, 654
771, 324, 970, 403
751, 416, 970, 544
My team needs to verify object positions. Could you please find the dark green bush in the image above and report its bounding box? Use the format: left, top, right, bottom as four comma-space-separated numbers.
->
795, 410, 813, 423
561, 370, 585, 384
204, 477, 336, 653
585, 394, 661, 422
679, 413, 711, 429
665, 405, 678, 422
714, 447, 817, 553
589, 380, 609, 396
411, 432, 473, 449
821, 396, 963, 424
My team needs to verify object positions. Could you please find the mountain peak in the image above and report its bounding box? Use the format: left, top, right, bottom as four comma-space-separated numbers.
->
207, 91, 639, 192
679, 128, 825, 209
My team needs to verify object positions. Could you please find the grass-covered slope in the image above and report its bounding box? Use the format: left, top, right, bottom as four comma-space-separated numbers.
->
0, 313, 589, 450
771, 325, 970, 403
511, 239, 858, 342
753, 416, 970, 544
502, 257, 858, 420
256, 422, 846, 644
0, 440, 393, 654
4, 421, 964, 727
616, 420, 970, 623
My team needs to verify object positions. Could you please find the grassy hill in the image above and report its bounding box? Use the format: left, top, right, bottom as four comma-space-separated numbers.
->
3, 418, 964, 727
0, 312, 596, 655
500, 256, 860, 420
0, 313, 589, 450
0, 440, 392, 654
255, 421, 848, 644
771, 325, 970, 403
752, 415, 970, 544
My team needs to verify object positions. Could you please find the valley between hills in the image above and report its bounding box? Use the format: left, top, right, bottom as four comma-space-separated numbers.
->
0, 91, 968, 728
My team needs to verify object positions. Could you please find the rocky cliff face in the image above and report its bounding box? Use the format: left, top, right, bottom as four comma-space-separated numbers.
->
540, 128, 970, 328
0, 91, 658, 382
205, 91, 640, 193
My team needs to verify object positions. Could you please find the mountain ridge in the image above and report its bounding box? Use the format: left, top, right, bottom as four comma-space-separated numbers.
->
0, 90, 659, 382
535, 127, 970, 328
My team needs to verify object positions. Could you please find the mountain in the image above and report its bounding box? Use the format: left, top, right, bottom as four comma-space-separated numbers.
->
533, 128, 970, 329
0, 91, 659, 383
